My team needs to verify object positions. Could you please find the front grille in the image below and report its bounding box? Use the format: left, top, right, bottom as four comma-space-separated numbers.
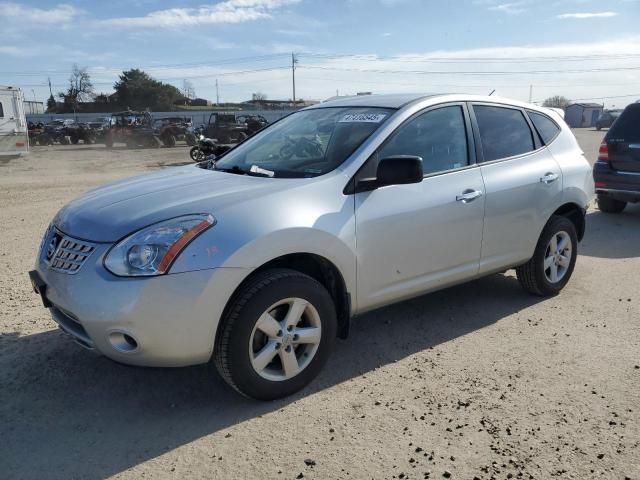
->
42, 227, 96, 274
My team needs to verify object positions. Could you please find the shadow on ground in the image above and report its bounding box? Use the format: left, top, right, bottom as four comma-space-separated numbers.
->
1, 274, 543, 480
581, 204, 640, 259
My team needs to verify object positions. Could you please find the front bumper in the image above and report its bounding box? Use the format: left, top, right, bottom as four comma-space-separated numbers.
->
31, 242, 248, 367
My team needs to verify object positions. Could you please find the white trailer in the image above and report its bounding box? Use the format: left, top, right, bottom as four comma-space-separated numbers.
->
0, 86, 28, 157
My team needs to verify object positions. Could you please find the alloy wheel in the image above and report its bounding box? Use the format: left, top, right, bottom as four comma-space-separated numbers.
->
543, 231, 572, 283
249, 297, 322, 382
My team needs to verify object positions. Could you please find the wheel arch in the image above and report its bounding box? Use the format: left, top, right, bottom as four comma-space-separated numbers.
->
551, 202, 586, 241
216, 253, 352, 345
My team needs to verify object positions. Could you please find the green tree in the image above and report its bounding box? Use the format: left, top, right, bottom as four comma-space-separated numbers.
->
114, 69, 184, 111
46, 94, 57, 113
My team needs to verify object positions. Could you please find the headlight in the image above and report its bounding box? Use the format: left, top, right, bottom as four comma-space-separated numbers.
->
104, 214, 215, 276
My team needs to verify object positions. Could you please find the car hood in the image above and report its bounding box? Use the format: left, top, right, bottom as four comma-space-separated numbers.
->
53, 165, 293, 242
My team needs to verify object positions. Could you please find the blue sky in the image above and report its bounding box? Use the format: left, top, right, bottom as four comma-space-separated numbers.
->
2, 0, 639, 107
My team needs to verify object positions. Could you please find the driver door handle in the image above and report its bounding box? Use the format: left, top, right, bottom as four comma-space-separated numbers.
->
540, 172, 559, 184
456, 189, 483, 203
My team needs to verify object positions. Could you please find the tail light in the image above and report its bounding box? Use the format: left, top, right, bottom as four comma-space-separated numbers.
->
598, 142, 609, 162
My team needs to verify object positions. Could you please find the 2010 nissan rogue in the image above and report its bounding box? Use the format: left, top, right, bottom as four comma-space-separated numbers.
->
29, 94, 593, 400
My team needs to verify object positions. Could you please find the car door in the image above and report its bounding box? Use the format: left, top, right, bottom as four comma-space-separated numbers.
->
470, 103, 563, 274
353, 103, 486, 312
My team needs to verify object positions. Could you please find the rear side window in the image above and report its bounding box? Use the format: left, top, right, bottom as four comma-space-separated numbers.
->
0, 102, 3, 118
473, 105, 534, 162
608, 105, 640, 142
378, 105, 469, 175
528, 111, 560, 145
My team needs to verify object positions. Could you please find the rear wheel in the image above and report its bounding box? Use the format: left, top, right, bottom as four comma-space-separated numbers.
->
214, 269, 337, 400
597, 195, 626, 214
516, 215, 578, 297
162, 134, 176, 148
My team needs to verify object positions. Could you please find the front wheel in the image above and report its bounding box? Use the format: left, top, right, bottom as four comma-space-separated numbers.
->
190, 146, 204, 161
516, 215, 578, 297
214, 269, 337, 400
597, 195, 626, 214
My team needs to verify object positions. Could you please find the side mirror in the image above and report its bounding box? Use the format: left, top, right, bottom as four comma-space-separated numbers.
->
376, 155, 423, 187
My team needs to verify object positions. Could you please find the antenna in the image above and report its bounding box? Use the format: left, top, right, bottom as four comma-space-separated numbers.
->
292, 52, 298, 105
488, 89, 496, 96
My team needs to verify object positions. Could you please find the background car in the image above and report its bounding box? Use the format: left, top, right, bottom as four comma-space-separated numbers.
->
595, 109, 622, 130
593, 103, 640, 213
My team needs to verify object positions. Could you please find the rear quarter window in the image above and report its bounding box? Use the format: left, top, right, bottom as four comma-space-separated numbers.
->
528, 111, 561, 145
473, 105, 534, 162
608, 105, 640, 142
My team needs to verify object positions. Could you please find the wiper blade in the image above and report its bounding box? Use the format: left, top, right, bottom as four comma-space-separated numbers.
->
212, 164, 275, 177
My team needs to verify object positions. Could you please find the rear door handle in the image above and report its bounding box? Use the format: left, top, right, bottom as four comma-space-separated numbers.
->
456, 189, 483, 203
540, 172, 559, 184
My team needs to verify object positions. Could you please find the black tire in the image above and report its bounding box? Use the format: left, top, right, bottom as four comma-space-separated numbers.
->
59, 136, 69, 145
214, 268, 337, 400
597, 195, 626, 214
162, 134, 176, 148
516, 215, 578, 297
185, 133, 197, 147
190, 146, 204, 161
70, 136, 79, 145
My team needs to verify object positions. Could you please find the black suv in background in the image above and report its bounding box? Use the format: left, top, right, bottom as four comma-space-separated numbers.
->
593, 103, 640, 213
595, 109, 622, 130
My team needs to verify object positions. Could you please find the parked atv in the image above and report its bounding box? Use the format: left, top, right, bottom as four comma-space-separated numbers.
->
237, 114, 268, 135
153, 116, 193, 147
104, 111, 161, 149
203, 113, 251, 144
28, 122, 45, 146
38, 120, 71, 145
66, 123, 96, 144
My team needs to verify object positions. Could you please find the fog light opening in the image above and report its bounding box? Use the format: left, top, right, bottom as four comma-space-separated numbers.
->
108, 331, 139, 353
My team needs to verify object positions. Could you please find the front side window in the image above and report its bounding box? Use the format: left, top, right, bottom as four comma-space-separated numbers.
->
213, 107, 394, 178
377, 105, 469, 175
474, 105, 534, 162
528, 111, 560, 145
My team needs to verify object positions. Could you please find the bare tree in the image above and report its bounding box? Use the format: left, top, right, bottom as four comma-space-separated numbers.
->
542, 95, 570, 109
58, 64, 94, 112
182, 79, 196, 100
252, 92, 267, 102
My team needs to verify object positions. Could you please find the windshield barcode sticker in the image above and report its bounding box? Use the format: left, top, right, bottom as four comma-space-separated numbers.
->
339, 113, 387, 123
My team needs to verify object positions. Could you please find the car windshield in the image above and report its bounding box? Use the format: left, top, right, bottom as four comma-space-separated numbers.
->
209, 107, 394, 178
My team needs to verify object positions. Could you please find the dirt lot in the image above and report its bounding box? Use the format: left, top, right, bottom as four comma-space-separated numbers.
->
1, 131, 639, 480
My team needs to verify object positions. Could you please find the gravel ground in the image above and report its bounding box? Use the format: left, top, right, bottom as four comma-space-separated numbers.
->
1, 131, 638, 480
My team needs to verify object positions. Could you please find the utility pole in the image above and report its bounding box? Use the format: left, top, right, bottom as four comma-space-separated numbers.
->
291, 52, 298, 105
215, 79, 219, 105
528, 84, 533, 103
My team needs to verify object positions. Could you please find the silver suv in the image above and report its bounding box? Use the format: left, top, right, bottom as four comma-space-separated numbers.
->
29, 94, 593, 399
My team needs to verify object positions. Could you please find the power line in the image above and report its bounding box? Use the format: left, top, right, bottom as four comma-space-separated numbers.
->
534, 93, 640, 103
300, 64, 640, 76
0, 53, 290, 76
300, 52, 640, 64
